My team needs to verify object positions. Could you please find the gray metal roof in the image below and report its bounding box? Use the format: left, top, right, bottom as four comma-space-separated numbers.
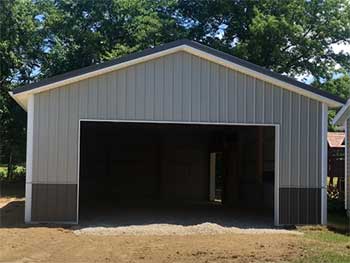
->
12, 39, 346, 105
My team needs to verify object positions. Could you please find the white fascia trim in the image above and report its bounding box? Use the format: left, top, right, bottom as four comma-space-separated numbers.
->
25, 95, 34, 223
13, 45, 343, 110
9, 91, 27, 111
333, 98, 350, 126
321, 103, 328, 225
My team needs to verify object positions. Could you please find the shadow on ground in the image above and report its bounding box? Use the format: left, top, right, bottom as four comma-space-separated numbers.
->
0, 200, 25, 227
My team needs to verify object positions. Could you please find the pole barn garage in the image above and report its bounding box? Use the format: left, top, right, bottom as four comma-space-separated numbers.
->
10, 40, 345, 226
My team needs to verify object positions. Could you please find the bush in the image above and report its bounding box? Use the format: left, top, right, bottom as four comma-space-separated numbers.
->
0, 165, 26, 182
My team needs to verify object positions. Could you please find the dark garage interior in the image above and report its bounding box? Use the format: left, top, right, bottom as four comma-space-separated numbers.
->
79, 121, 275, 225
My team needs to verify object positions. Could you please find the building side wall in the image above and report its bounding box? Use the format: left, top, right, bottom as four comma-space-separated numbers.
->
29, 51, 323, 223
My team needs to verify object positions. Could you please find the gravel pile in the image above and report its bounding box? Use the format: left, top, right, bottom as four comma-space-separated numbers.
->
73, 223, 302, 236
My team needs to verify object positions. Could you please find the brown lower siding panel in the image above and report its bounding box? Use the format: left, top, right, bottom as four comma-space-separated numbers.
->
31, 184, 77, 222
279, 188, 321, 225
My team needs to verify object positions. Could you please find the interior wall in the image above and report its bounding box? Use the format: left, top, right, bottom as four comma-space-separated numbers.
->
223, 126, 275, 210
80, 122, 275, 212
79, 122, 211, 204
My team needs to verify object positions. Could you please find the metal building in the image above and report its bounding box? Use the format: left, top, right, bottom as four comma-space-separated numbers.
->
11, 40, 345, 225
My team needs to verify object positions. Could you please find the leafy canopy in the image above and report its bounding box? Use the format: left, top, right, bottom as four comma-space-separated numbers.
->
176, 0, 350, 80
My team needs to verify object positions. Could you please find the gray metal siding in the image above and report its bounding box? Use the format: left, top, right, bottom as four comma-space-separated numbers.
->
31, 184, 77, 222
31, 51, 323, 190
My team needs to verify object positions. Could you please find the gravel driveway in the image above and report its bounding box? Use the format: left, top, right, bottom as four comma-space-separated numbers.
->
75, 203, 301, 236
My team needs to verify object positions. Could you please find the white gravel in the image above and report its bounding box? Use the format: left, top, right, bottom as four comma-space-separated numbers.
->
73, 222, 302, 236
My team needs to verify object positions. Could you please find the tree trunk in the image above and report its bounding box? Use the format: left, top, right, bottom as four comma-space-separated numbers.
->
7, 151, 13, 181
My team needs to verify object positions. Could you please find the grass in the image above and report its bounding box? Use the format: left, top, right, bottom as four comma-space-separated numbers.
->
295, 226, 350, 263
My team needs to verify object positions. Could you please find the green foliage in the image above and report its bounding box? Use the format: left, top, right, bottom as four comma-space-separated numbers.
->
320, 75, 350, 100
0, 165, 25, 181
37, 0, 184, 77
177, 0, 350, 79
0, 0, 43, 174
317, 75, 350, 130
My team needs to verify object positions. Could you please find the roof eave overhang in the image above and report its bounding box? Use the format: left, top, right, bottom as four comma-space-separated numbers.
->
9, 91, 27, 111
12, 43, 344, 111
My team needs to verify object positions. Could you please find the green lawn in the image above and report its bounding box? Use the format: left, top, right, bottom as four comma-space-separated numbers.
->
295, 227, 350, 263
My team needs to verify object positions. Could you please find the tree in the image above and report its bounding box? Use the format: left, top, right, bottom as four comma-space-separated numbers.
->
317, 75, 350, 130
176, 0, 350, 80
0, 0, 43, 178
37, 0, 184, 77
319, 74, 350, 100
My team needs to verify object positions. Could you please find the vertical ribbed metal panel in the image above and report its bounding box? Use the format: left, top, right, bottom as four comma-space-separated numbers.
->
182, 53, 191, 121
200, 58, 210, 122
48, 89, 59, 184
291, 93, 300, 187
255, 80, 264, 123
190, 55, 200, 121
32, 51, 324, 218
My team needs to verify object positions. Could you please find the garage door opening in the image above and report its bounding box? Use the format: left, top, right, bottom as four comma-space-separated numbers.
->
78, 121, 276, 227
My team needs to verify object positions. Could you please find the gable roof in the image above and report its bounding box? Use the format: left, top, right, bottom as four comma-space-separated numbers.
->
10, 39, 345, 110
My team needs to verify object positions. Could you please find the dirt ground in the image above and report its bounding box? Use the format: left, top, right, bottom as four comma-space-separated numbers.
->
0, 196, 306, 263
0, 227, 306, 263
1, 196, 349, 263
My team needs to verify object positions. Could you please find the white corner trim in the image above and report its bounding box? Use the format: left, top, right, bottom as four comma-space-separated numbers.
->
24, 183, 32, 223
25, 95, 34, 223
333, 98, 350, 126
274, 125, 280, 226
321, 103, 328, 225
12, 45, 343, 110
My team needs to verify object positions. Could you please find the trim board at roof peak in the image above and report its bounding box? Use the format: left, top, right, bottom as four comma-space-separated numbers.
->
11, 40, 345, 111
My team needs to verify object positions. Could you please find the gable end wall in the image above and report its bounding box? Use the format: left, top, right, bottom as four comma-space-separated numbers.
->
28, 51, 323, 224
